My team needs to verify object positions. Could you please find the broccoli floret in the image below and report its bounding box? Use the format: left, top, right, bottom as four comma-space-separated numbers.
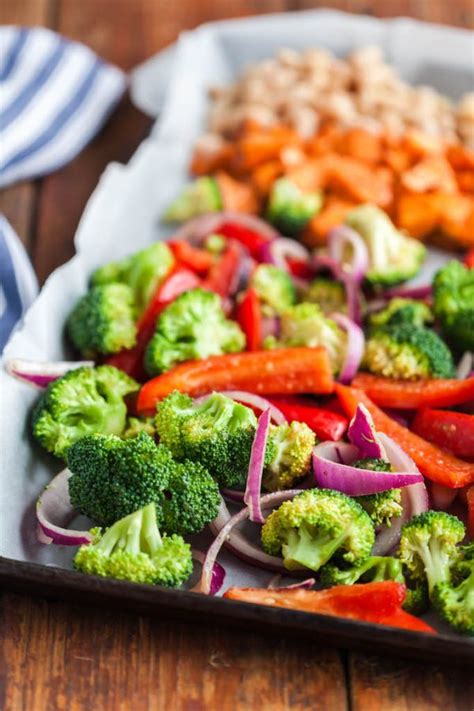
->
398, 511, 465, 595
350, 458, 404, 528
432, 556, 474, 635
204, 233, 227, 255
265, 302, 347, 375
304, 278, 347, 316
68, 432, 173, 525
250, 264, 296, 315
32, 366, 138, 458
261, 488, 375, 572
352, 458, 392, 472
363, 324, 455, 380
66, 284, 136, 357
163, 177, 222, 223
433, 260, 474, 352
145, 288, 245, 375
92, 242, 174, 315
266, 178, 322, 236
346, 204, 426, 287
123, 416, 156, 439
73, 502, 192, 587
155, 391, 268, 488
160, 460, 220, 536
320, 556, 428, 614
263, 421, 316, 492
368, 298, 433, 330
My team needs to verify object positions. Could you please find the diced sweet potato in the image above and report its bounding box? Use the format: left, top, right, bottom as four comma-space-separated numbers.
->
190, 141, 234, 175
326, 155, 393, 207
383, 147, 412, 174
403, 130, 443, 158
286, 156, 333, 192
446, 143, 474, 170
215, 171, 260, 214
396, 192, 472, 240
401, 156, 458, 194
250, 160, 284, 196
456, 170, 474, 194
306, 123, 342, 156
336, 128, 383, 164
302, 196, 357, 247
234, 126, 301, 171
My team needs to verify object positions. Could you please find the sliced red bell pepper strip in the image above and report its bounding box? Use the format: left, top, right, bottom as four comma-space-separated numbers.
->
168, 240, 213, 275
223, 582, 435, 633
286, 257, 315, 280
268, 396, 348, 441
216, 222, 268, 260
351, 373, 474, 410
236, 288, 262, 351
201, 241, 241, 297
137, 347, 334, 415
412, 409, 474, 459
464, 249, 474, 269
336, 384, 474, 488
106, 267, 200, 381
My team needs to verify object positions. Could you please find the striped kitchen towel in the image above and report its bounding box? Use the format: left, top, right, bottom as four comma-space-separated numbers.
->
0, 26, 127, 188
0, 216, 38, 351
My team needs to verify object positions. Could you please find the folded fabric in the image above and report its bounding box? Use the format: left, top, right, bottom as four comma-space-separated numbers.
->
0, 26, 127, 188
0, 216, 38, 351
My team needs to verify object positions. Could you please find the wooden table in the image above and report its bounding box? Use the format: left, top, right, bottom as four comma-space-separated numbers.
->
1, 2, 473, 709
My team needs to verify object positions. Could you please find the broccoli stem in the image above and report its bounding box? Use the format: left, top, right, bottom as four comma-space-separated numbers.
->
283, 523, 348, 571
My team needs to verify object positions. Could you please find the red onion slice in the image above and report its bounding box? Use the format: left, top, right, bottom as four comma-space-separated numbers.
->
6, 358, 94, 389
327, 226, 369, 285
191, 549, 226, 596
268, 575, 315, 590
312, 254, 362, 324
347, 404, 386, 459
244, 409, 271, 524
385, 284, 432, 300
195, 391, 287, 426
312, 440, 423, 495
259, 237, 310, 272
36, 469, 93, 546
196, 491, 304, 594
172, 212, 279, 245
456, 352, 473, 380
331, 313, 365, 384
221, 488, 245, 503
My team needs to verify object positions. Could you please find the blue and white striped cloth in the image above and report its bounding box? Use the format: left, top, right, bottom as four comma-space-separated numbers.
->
0, 26, 126, 187
0, 27, 127, 350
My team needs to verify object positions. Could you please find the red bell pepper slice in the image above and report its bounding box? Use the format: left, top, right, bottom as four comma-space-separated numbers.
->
412, 409, 474, 459
201, 241, 241, 298
224, 582, 435, 633
466, 486, 474, 539
137, 347, 334, 415
351, 373, 474, 410
336, 384, 474, 488
286, 257, 315, 280
216, 222, 268, 260
236, 288, 262, 351
168, 240, 213, 275
268, 396, 348, 441
464, 249, 474, 269
106, 267, 200, 381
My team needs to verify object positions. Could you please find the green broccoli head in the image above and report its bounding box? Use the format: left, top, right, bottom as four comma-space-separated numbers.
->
67, 432, 174, 525
368, 298, 433, 330
32, 366, 138, 458
265, 302, 347, 375
398, 511, 465, 594
160, 459, 220, 536
263, 421, 316, 492
67, 283, 137, 357
163, 177, 222, 223
145, 288, 245, 375
433, 260, 474, 353
304, 278, 347, 316
250, 264, 296, 316
320, 555, 404, 587
92, 242, 175, 315
432, 557, 474, 635
346, 204, 426, 287
363, 324, 455, 380
266, 177, 323, 236
73, 502, 192, 587
352, 458, 392, 472
123, 416, 156, 439
155, 391, 266, 488
351, 458, 403, 528
261, 488, 375, 572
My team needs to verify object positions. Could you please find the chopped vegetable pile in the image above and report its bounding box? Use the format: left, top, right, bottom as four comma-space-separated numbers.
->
9, 48, 474, 639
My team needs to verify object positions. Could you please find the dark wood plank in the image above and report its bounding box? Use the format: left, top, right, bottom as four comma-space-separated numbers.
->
0, 592, 347, 711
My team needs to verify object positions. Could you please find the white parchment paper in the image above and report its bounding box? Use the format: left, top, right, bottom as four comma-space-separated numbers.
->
1, 11, 472, 591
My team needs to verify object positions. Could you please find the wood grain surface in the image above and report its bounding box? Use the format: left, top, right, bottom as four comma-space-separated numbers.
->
0, 2, 473, 710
